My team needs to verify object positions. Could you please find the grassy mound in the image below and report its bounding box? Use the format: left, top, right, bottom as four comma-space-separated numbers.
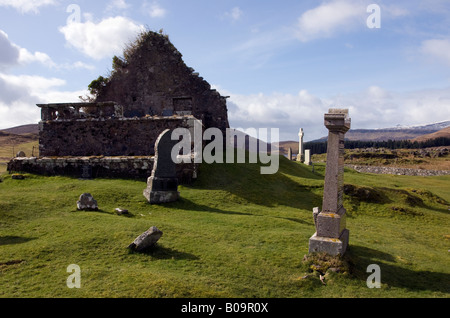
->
0, 157, 449, 297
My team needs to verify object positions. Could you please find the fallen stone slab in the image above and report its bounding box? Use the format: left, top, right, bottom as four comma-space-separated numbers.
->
115, 208, 129, 215
128, 226, 163, 252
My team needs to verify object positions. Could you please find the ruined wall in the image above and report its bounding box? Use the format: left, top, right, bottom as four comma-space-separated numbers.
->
95, 31, 229, 132
39, 109, 192, 157
345, 164, 450, 176
8, 156, 198, 182
35, 31, 228, 164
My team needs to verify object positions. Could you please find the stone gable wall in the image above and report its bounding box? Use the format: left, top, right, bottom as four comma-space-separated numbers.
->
95, 31, 229, 133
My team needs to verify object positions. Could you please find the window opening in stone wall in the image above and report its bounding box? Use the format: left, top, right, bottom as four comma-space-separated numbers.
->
173, 97, 193, 115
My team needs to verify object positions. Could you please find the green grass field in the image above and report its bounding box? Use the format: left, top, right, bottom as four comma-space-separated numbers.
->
0, 156, 449, 298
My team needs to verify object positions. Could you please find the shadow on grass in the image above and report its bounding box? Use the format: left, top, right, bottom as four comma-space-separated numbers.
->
129, 244, 199, 261
347, 245, 450, 294
193, 159, 323, 210
168, 197, 254, 216
73, 209, 135, 217
0, 236, 36, 246
272, 216, 314, 226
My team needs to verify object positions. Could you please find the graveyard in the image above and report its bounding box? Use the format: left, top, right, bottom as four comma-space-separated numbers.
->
1, 28, 449, 299
0, 147, 449, 297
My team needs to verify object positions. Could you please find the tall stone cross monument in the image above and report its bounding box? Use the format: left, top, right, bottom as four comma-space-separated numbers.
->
309, 109, 351, 256
297, 128, 304, 162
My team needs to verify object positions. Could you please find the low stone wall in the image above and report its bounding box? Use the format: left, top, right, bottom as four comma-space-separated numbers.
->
346, 164, 450, 176
7, 156, 198, 183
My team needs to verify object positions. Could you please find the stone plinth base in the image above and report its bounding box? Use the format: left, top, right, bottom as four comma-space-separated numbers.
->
316, 207, 347, 238
308, 229, 349, 256
143, 190, 180, 204
143, 176, 179, 204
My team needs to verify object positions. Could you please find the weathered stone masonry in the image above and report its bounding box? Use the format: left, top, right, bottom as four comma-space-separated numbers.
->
37, 102, 194, 157
7, 156, 198, 182
95, 31, 229, 133
36, 32, 229, 158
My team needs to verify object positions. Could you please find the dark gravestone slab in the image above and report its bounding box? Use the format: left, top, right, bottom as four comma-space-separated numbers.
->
80, 165, 93, 179
143, 129, 179, 204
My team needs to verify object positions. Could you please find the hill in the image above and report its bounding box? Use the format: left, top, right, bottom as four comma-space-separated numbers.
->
0, 124, 39, 135
412, 127, 450, 142
344, 129, 435, 141
278, 141, 299, 157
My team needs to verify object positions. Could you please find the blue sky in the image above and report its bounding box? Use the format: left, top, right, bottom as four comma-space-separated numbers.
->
0, 0, 449, 141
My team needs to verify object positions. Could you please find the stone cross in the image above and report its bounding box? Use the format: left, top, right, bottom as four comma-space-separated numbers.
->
309, 109, 351, 256
297, 128, 304, 162
143, 129, 179, 204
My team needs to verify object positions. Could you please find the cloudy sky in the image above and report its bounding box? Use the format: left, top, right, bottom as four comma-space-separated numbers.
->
0, 0, 449, 141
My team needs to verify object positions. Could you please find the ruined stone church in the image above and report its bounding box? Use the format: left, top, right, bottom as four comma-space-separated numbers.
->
38, 30, 229, 157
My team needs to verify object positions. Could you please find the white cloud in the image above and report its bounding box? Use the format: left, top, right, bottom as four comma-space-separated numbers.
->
0, 73, 88, 129
0, 73, 65, 95
0, 0, 57, 14
68, 61, 95, 71
225, 7, 243, 22
18, 48, 95, 70
222, 87, 329, 141
59, 16, 145, 60
143, 1, 166, 18
222, 85, 450, 141
0, 30, 20, 69
381, 4, 409, 18
323, 87, 450, 132
18, 48, 54, 66
420, 38, 450, 67
295, 0, 365, 42
0, 29, 93, 70
107, 0, 130, 11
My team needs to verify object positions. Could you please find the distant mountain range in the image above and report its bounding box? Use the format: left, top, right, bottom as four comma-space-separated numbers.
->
279, 121, 450, 156
310, 120, 450, 142
382, 121, 450, 131
1, 121, 449, 158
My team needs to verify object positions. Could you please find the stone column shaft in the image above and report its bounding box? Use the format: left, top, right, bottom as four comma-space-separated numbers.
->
308, 109, 351, 256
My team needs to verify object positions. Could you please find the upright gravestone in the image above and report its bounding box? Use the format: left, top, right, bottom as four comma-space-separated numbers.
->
304, 149, 311, 165
143, 129, 179, 204
297, 128, 304, 162
309, 109, 351, 256
288, 147, 292, 160
80, 165, 93, 179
